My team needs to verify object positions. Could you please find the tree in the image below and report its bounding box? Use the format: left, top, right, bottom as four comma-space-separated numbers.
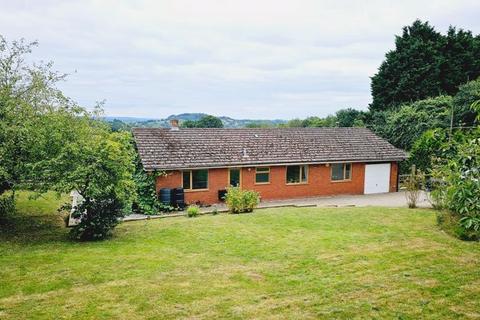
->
369, 96, 452, 150
370, 20, 480, 112
440, 28, 480, 95
196, 115, 224, 128
181, 119, 197, 128
30, 124, 136, 240
0, 35, 136, 239
453, 78, 480, 127
180, 115, 224, 128
335, 108, 365, 127
0, 36, 77, 197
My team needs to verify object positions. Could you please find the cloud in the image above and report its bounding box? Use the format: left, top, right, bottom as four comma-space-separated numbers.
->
0, 0, 479, 119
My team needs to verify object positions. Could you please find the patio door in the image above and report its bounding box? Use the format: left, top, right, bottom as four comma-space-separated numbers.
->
229, 168, 241, 187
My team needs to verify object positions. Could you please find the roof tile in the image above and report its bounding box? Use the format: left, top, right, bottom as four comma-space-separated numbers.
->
132, 127, 407, 170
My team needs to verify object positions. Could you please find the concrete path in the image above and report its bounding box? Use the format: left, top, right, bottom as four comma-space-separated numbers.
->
123, 191, 432, 221
257, 191, 431, 209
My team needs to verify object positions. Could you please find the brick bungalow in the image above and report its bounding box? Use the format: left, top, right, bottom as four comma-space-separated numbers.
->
133, 121, 407, 205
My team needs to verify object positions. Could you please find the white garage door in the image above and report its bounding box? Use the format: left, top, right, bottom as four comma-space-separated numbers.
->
364, 163, 391, 194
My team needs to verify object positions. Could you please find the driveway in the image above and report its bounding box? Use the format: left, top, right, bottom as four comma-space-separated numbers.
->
255, 191, 432, 209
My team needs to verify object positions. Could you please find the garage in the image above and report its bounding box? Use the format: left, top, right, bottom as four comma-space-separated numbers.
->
364, 163, 391, 194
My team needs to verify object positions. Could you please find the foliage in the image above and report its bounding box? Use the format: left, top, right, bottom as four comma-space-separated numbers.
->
335, 108, 366, 127
30, 129, 136, 240
432, 128, 480, 240
186, 204, 200, 217
404, 167, 425, 208
409, 126, 477, 174
133, 155, 166, 215
453, 78, 480, 127
369, 96, 452, 150
0, 36, 137, 240
69, 191, 124, 241
224, 187, 260, 214
0, 192, 15, 218
242, 190, 260, 212
280, 108, 365, 128
370, 20, 480, 112
109, 119, 132, 132
181, 115, 224, 128
0, 35, 77, 197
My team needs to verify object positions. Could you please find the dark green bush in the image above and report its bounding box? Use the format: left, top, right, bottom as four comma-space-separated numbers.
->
69, 193, 124, 241
0, 192, 15, 218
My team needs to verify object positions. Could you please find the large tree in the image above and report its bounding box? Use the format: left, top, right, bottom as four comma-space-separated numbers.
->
370, 20, 480, 112
0, 36, 135, 239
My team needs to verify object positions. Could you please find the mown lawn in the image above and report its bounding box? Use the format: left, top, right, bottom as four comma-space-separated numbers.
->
0, 192, 479, 319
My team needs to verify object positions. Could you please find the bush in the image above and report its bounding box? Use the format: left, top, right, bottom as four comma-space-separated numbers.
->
432, 131, 480, 241
225, 187, 260, 214
69, 193, 125, 241
404, 167, 425, 208
0, 192, 15, 218
186, 205, 200, 218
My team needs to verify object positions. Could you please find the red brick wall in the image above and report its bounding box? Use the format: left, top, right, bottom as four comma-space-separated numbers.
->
155, 161, 400, 205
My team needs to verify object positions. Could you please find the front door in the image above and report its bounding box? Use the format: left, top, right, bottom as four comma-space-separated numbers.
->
229, 168, 241, 187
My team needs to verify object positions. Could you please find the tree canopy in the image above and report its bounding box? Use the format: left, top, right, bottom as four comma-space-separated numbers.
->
181, 115, 224, 128
0, 35, 135, 240
370, 20, 480, 112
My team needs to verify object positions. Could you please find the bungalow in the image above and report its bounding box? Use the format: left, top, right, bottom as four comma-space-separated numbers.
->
133, 120, 407, 205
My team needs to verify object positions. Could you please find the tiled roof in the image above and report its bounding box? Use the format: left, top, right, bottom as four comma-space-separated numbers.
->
133, 127, 407, 171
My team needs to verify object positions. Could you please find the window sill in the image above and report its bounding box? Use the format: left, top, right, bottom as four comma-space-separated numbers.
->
184, 188, 209, 193
330, 179, 352, 183
254, 182, 270, 185
286, 182, 308, 185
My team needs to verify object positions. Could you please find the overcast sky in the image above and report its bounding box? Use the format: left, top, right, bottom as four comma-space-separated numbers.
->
1, 1, 479, 119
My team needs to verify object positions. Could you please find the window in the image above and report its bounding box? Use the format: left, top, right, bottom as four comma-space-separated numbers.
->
286, 165, 308, 184
331, 163, 352, 181
255, 167, 270, 184
229, 168, 241, 186
182, 169, 208, 190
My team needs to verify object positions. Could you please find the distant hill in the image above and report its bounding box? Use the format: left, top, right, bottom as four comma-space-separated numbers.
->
105, 113, 286, 128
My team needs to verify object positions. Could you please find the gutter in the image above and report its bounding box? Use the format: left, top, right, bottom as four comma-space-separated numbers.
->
143, 158, 407, 172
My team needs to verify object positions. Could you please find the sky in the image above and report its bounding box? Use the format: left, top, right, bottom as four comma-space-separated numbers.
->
1, 1, 479, 119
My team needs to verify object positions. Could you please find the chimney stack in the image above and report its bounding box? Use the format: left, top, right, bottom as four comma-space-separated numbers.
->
170, 119, 179, 131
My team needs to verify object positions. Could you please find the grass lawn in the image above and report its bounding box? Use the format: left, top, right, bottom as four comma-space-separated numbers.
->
0, 192, 479, 319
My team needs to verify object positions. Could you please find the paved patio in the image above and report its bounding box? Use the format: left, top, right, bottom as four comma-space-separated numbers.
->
123, 191, 431, 221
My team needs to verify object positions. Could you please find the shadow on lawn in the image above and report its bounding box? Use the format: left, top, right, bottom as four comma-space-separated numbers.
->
0, 214, 69, 244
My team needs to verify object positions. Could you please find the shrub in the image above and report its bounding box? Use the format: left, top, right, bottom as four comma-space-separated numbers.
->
242, 190, 260, 213
426, 178, 448, 210
225, 187, 260, 214
0, 192, 15, 218
404, 167, 425, 208
432, 132, 480, 241
69, 192, 124, 241
186, 205, 200, 218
